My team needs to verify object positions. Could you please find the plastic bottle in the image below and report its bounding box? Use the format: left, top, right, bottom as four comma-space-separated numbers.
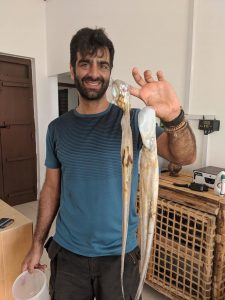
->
214, 171, 225, 197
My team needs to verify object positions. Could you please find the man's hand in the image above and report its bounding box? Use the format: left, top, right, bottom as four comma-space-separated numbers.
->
22, 168, 60, 274
129, 67, 181, 122
22, 242, 46, 273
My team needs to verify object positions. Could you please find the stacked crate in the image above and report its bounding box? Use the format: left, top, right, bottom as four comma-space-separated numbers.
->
139, 172, 225, 300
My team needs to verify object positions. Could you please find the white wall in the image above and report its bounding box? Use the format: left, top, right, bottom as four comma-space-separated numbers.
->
45, 0, 225, 170
189, 0, 225, 169
0, 0, 59, 189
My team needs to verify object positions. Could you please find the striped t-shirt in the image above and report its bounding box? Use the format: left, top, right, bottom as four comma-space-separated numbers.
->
45, 103, 163, 256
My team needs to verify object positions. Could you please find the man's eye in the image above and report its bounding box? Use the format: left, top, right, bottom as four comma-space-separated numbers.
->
80, 62, 89, 68
100, 63, 110, 70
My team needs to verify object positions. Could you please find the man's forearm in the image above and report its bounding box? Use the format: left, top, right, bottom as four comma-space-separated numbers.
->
33, 184, 60, 246
165, 121, 196, 165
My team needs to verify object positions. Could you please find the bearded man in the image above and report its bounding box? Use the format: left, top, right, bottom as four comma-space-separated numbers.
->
22, 27, 196, 300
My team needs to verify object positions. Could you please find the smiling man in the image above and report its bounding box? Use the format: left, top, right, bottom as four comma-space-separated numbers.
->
22, 27, 196, 300
73, 50, 110, 102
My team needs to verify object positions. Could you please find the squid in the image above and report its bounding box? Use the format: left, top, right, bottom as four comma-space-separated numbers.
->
112, 80, 133, 299
135, 106, 159, 300
112, 80, 159, 300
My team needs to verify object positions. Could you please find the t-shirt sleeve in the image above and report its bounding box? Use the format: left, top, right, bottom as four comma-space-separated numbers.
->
45, 124, 61, 169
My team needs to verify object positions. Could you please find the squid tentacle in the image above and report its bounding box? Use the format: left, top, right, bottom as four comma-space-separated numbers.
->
135, 106, 159, 300
121, 108, 133, 298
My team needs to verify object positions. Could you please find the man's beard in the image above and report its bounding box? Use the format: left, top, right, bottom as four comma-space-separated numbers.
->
74, 75, 110, 101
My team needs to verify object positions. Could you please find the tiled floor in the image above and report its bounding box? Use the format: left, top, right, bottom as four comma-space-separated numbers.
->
14, 201, 168, 300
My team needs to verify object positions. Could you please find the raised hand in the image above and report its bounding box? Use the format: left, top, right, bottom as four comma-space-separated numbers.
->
129, 67, 181, 122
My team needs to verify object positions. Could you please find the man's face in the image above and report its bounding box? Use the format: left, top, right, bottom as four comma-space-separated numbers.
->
71, 48, 111, 101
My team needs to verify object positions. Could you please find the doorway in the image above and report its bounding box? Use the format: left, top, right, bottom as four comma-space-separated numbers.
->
0, 55, 37, 205
58, 72, 78, 115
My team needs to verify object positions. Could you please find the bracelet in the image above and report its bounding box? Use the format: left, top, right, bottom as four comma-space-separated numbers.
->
165, 119, 187, 133
161, 109, 185, 128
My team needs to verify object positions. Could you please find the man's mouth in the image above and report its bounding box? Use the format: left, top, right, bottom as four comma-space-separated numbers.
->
84, 81, 101, 89
82, 77, 104, 90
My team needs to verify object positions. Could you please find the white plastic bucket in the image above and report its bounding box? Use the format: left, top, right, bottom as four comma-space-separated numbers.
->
12, 269, 49, 300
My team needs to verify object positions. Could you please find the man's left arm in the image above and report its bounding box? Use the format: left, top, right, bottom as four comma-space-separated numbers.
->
157, 123, 196, 165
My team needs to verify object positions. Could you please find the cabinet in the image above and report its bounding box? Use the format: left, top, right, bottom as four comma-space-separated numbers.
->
0, 200, 33, 300
145, 172, 225, 300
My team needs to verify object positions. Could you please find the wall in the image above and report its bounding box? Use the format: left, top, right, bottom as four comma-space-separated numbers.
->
0, 0, 59, 189
189, 0, 225, 169
45, 0, 225, 170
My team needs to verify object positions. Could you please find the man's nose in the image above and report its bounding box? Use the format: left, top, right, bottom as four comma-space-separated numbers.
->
88, 64, 99, 78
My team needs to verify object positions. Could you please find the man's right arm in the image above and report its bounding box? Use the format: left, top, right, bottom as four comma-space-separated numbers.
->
22, 168, 61, 272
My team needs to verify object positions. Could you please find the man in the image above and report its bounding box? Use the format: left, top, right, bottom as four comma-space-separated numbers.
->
22, 27, 196, 300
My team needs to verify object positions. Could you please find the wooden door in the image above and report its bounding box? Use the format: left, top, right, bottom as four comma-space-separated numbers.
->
0, 55, 37, 205
0, 131, 3, 199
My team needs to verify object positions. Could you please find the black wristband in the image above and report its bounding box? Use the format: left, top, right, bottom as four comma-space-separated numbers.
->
161, 109, 185, 128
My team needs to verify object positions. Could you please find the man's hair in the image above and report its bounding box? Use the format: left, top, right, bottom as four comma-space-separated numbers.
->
70, 27, 115, 71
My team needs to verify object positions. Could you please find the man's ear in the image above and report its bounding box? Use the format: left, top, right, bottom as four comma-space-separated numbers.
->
70, 64, 75, 80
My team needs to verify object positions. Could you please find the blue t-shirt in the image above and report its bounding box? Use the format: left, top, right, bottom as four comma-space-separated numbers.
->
45, 103, 163, 256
